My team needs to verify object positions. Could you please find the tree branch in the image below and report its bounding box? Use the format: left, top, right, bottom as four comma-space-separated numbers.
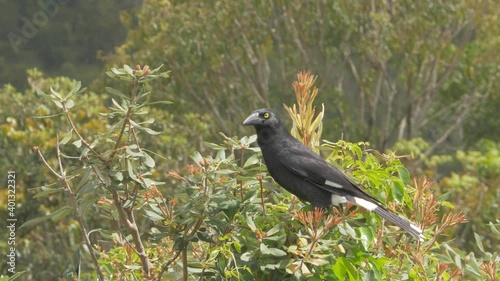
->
35, 139, 105, 281
111, 189, 152, 275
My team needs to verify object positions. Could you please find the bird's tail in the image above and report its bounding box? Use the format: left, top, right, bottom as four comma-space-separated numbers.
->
372, 204, 424, 241
349, 196, 424, 241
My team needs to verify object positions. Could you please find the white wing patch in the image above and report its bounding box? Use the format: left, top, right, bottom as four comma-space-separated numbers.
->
325, 180, 343, 189
331, 195, 347, 206
353, 197, 378, 211
409, 224, 425, 241
411, 223, 423, 233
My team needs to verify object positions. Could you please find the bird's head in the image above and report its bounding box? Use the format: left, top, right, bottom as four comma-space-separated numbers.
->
243, 108, 280, 129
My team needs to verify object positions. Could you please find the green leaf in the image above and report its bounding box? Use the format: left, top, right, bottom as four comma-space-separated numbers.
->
141, 126, 161, 135
76, 182, 98, 197
73, 139, 82, 148
60, 130, 73, 145
309, 111, 324, 133
105, 87, 129, 100
307, 258, 330, 266
126, 146, 143, 157
140, 118, 155, 124
148, 100, 173, 105
216, 148, 226, 160
93, 166, 111, 186
142, 177, 161, 189
65, 99, 75, 109
439, 201, 455, 209
233, 241, 242, 253
367, 256, 384, 280
142, 207, 164, 221
473, 233, 484, 252
214, 169, 235, 174
110, 67, 126, 75
489, 222, 500, 236
51, 206, 72, 221
454, 252, 462, 268
357, 226, 374, 251
246, 213, 256, 232
247, 134, 257, 145
433, 253, 454, 264
33, 187, 64, 198
437, 189, 454, 202
127, 159, 138, 182
341, 222, 357, 238
267, 247, 286, 257
32, 112, 64, 118
351, 144, 363, 160
403, 191, 413, 209
73, 245, 81, 274
53, 100, 63, 109
398, 167, 410, 184
300, 263, 312, 276
36, 88, 51, 99
66, 81, 81, 98
205, 142, 224, 149
265, 224, 282, 237
191, 151, 203, 166
19, 215, 52, 229
75, 168, 92, 190
2, 271, 25, 280
259, 243, 271, 255
123, 64, 134, 75
149, 64, 164, 74
244, 154, 260, 168
333, 257, 347, 280
465, 253, 482, 276
111, 98, 126, 111
143, 152, 155, 168
344, 258, 359, 281
158, 71, 171, 78
240, 251, 255, 262
50, 87, 62, 99
392, 180, 404, 203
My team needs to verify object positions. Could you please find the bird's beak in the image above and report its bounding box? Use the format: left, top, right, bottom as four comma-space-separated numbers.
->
243, 112, 260, 126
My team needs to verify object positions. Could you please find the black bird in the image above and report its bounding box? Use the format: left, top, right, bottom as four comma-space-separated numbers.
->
243, 108, 424, 241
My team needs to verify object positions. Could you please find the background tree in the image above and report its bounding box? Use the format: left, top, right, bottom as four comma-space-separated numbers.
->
108, 0, 499, 153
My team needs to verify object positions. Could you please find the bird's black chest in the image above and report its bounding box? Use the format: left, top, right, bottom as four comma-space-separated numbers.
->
256, 129, 286, 175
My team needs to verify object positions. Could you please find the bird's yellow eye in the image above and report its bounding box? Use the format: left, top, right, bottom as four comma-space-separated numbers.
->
263, 112, 270, 119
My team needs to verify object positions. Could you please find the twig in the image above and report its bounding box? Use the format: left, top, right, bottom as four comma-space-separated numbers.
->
34, 147, 60, 177
182, 245, 188, 281
35, 139, 105, 281
258, 175, 266, 216
109, 80, 139, 159
111, 189, 152, 275
158, 250, 182, 281
62, 102, 107, 163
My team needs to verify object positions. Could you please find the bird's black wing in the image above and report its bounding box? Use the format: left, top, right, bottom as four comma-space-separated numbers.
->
277, 142, 380, 203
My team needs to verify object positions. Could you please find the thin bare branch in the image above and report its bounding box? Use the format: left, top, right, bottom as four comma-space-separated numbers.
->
158, 250, 182, 281
55, 136, 105, 281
